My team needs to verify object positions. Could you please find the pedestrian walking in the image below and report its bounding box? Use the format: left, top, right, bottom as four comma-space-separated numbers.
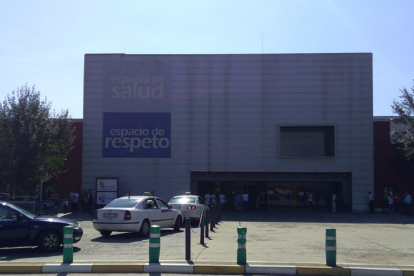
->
368, 192, 374, 213
332, 192, 336, 213
242, 191, 249, 212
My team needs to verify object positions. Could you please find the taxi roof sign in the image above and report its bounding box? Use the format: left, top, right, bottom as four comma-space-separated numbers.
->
144, 192, 152, 196
185, 192, 191, 195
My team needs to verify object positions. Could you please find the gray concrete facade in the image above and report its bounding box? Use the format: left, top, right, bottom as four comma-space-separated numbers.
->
83, 53, 373, 211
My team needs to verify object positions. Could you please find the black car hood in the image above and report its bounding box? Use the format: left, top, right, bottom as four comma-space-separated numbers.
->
32, 216, 77, 224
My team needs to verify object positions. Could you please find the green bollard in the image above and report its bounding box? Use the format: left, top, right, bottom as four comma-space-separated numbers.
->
237, 227, 247, 265
325, 228, 336, 266
149, 225, 161, 263
63, 226, 73, 263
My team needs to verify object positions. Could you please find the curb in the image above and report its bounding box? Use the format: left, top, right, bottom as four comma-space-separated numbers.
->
1, 263, 414, 275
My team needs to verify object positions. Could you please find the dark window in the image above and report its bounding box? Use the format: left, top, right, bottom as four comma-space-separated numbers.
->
198, 197, 205, 205
155, 198, 169, 209
280, 126, 335, 157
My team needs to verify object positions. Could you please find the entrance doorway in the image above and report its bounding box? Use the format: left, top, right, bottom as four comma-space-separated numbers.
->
197, 180, 342, 211
197, 181, 267, 211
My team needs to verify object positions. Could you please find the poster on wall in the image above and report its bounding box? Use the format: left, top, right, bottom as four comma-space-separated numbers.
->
96, 178, 118, 206
96, 191, 118, 205
96, 178, 118, 191
102, 112, 171, 158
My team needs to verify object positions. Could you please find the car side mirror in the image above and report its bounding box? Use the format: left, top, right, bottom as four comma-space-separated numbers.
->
168, 204, 172, 209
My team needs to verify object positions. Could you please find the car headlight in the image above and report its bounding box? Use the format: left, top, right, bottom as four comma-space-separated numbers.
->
70, 222, 80, 229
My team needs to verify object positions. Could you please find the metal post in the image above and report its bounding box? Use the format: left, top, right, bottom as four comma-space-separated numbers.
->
200, 210, 205, 244
63, 226, 73, 263
326, 228, 336, 266
205, 208, 209, 238
218, 203, 222, 222
237, 227, 247, 265
214, 204, 217, 226
185, 217, 191, 260
210, 205, 215, 231
149, 225, 161, 263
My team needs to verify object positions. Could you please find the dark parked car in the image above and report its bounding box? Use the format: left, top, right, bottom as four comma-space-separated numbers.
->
0, 201, 83, 251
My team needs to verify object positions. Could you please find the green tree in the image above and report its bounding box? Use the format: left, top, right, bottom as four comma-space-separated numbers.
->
391, 81, 414, 161
0, 84, 74, 198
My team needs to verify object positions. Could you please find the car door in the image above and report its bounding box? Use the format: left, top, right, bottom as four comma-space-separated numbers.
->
142, 198, 166, 228
0, 205, 30, 247
155, 198, 176, 228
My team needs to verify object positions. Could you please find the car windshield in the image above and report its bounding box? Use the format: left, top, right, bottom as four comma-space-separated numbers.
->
170, 197, 196, 204
105, 198, 141, 208
4, 203, 36, 219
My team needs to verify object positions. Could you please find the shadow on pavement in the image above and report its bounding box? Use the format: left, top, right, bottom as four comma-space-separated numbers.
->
0, 246, 81, 261
90, 229, 180, 243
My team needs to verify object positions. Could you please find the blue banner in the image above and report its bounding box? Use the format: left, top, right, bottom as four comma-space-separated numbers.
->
102, 112, 171, 158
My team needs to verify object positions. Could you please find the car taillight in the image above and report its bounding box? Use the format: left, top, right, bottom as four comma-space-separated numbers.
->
187, 206, 196, 210
94, 210, 98, 220
124, 210, 131, 220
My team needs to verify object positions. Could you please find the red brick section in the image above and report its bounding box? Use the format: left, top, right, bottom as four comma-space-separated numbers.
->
374, 120, 414, 197
56, 121, 83, 198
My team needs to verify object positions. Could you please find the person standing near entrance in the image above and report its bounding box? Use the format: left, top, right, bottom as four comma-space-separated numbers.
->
368, 192, 374, 213
256, 194, 261, 210
211, 192, 217, 206
404, 192, 412, 215
308, 193, 313, 210
394, 193, 401, 214
332, 192, 336, 213
205, 191, 211, 207
87, 189, 94, 216
234, 193, 242, 212
219, 192, 226, 210
70, 190, 79, 215
243, 191, 249, 212
387, 193, 394, 214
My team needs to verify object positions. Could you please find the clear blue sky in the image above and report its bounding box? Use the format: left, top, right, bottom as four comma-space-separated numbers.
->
1, 0, 413, 118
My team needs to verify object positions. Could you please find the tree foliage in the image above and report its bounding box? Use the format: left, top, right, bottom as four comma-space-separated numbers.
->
391, 81, 414, 161
0, 85, 74, 197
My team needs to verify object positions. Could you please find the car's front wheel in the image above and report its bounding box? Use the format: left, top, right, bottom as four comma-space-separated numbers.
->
139, 220, 150, 237
100, 230, 112, 237
38, 230, 61, 252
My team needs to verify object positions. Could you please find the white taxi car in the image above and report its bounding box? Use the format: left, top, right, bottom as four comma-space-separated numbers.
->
168, 193, 209, 222
93, 194, 183, 237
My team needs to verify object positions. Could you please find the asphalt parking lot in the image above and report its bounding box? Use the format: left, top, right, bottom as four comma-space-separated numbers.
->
1, 209, 414, 268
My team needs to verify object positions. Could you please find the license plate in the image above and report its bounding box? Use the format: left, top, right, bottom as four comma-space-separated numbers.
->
103, 213, 118, 218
